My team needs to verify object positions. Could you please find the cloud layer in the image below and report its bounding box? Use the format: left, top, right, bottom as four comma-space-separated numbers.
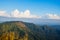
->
46, 14, 60, 19
0, 9, 60, 19
0, 11, 10, 17
11, 9, 41, 18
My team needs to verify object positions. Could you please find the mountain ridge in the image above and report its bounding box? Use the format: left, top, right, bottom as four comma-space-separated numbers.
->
0, 16, 60, 25
0, 21, 60, 40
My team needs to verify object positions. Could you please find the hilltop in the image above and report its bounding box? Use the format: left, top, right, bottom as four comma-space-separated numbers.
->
0, 21, 60, 40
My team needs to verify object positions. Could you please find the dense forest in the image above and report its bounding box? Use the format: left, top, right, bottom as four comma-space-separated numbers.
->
0, 21, 60, 40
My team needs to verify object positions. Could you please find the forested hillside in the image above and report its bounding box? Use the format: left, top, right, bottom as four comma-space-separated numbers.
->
0, 21, 60, 40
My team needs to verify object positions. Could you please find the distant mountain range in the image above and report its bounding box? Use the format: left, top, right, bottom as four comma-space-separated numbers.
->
0, 16, 60, 25
0, 16, 60, 30
0, 21, 60, 40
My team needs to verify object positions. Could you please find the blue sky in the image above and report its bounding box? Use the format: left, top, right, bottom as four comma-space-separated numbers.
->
0, 0, 60, 19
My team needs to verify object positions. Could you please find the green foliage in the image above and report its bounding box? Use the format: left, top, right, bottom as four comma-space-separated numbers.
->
0, 21, 60, 40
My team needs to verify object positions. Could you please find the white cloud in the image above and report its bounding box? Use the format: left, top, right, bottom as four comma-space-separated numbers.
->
0, 11, 10, 17
0, 9, 41, 18
0, 9, 60, 19
11, 9, 41, 18
45, 14, 60, 19
11, 9, 20, 17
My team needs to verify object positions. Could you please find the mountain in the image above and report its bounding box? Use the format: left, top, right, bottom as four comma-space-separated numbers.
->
0, 16, 60, 30
0, 16, 60, 25
49, 25, 60, 30
0, 21, 60, 40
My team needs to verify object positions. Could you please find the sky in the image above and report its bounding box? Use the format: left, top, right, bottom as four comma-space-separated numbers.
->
0, 0, 60, 19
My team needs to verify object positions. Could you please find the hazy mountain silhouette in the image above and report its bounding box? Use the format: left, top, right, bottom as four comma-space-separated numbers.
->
0, 16, 60, 25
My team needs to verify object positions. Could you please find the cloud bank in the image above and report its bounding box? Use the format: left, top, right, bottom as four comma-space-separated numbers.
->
0, 11, 10, 17
0, 9, 60, 19
11, 9, 41, 18
46, 14, 60, 19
